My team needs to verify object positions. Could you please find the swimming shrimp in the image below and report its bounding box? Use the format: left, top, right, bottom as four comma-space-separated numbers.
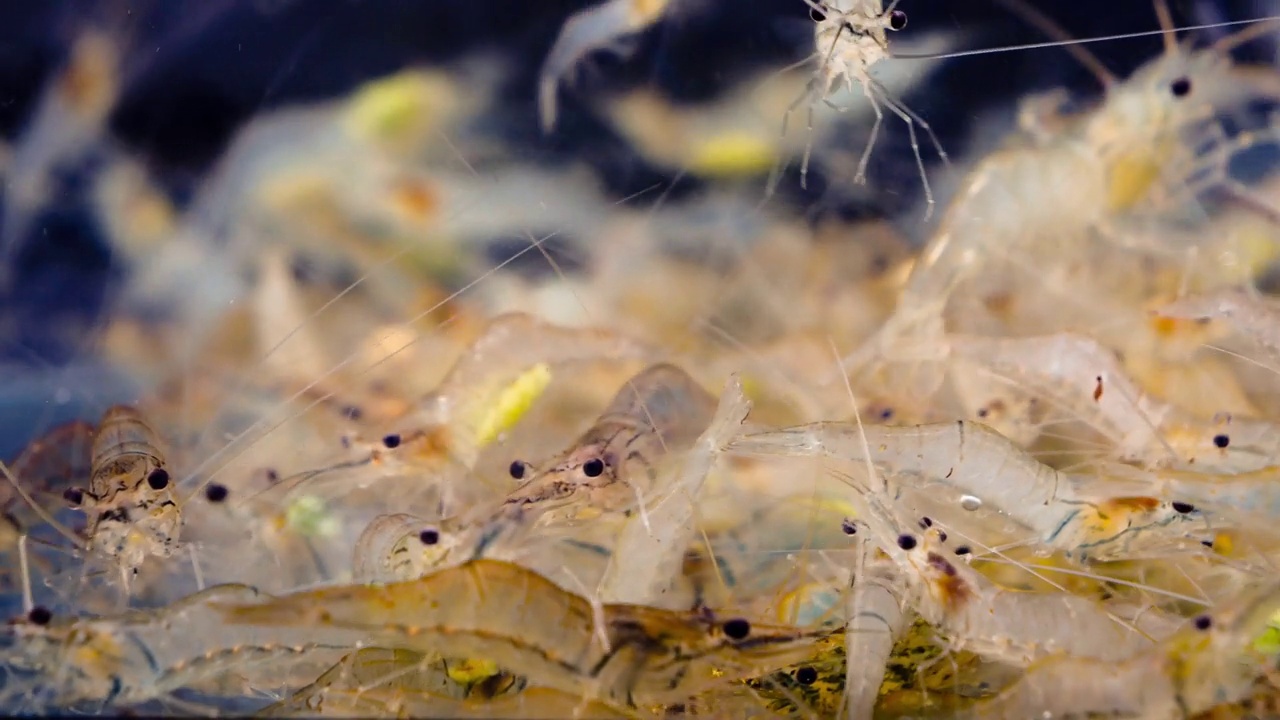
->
215, 559, 825, 708
784, 0, 945, 209
538, 0, 670, 133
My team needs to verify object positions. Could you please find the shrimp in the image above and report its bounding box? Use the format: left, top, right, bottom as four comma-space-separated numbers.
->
839, 8, 1280, 390
1156, 287, 1280, 363
959, 577, 1280, 719
67, 406, 182, 578
214, 559, 825, 708
351, 512, 489, 583
946, 332, 1280, 471
729, 420, 1207, 562
538, 0, 670, 133
784, 0, 945, 211
599, 373, 750, 605
4, 584, 349, 708
499, 362, 718, 517
843, 537, 907, 720
261, 647, 527, 716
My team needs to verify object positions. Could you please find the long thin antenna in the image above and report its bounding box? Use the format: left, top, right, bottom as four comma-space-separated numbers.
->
892, 16, 1280, 61
1154, 0, 1179, 55
1212, 17, 1280, 55
988, 0, 1116, 88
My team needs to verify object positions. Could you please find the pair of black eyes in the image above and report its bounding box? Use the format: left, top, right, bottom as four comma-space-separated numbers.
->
809, 7, 907, 32
508, 457, 606, 479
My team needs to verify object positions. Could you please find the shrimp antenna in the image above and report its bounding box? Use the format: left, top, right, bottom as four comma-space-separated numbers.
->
1212, 16, 1280, 55
988, 0, 1116, 88
891, 16, 1280, 61
1153, 0, 1179, 55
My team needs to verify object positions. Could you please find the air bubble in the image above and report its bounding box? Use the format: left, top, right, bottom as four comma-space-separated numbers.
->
960, 494, 982, 511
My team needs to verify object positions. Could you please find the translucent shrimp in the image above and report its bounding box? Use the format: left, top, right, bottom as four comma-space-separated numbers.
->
728, 420, 1204, 561
260, 647, 527, 716
538, 0, 670, 133
599, 373, 750, 605
892, 527, 1184, 667
351, 512, 488, 583
840, 9, 1280, 388
843, 537, 906, 720
959, 577, 1280, 719
946, 332, 1280, 471
1156, 287, 1280, 363
784, 0, 946, 210
4, 584, 350, 708
215, 559, 825, 708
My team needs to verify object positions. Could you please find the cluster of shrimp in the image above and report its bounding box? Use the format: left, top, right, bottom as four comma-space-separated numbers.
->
6, 0, 1280, 718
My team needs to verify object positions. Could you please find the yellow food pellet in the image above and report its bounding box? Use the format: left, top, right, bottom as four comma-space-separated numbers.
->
446, 658, 500, 685
472, 363, 553, 449
689, 133, 779, 178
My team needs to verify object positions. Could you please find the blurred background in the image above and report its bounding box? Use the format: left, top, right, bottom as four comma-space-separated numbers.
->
0, 0, 1274, 452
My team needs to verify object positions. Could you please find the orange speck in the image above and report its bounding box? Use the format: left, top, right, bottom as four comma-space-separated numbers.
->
392, 179, 439, 221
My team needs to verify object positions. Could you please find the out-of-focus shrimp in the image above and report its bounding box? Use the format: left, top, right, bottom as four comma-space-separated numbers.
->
959, 577, 1280, 719
1156, 287, 1280, 363
538, 0, 669, 133
840, 9, 1280, 391
215, 559, 825, 708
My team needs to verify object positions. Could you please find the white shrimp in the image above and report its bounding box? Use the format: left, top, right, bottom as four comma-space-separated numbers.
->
4, 584, 351, 709
538, 0, 670, 133
782, 0, 946, 212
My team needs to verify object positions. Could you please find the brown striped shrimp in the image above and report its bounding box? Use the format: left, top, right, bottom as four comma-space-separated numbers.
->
214, 559, 826, 710
955, 577, 1280, 719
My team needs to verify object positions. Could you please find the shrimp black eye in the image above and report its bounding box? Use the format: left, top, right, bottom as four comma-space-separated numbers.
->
382, 433, 402, 449
796, 666, 818, 685
419, 529, 440, 545
897, 534, 917, 550
205, 483, 229, 503
723, 618, 751, 639
63, 487, 84, 506
888, 10, 907, 30
146, 468, 170, 490
508, 460, 527, 480
1170, 77, 1191, 97
582, 458, 605, 477
27, 606, 52, 625
809, 6, 826, 22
